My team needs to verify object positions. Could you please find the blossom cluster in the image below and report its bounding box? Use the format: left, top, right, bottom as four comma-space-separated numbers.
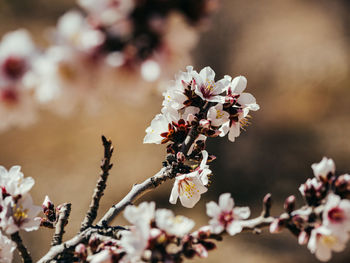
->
270, 157, 350, 262
0, 166, 42, 262
74, 195, 251, 263
0, 0, 219, 131
144, 66, 259, 208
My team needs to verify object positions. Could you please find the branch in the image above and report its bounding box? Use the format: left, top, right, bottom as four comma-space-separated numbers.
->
80, 136, 114, 232
11, 232, 32, 263
51, 203, 72, 246
97, 165, 174, 226
38, 228, 92, 263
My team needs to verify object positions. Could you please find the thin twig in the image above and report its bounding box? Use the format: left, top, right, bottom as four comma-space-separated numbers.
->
10, 232, 32, 263
97, 166, 174, 226
51, 203, 72, 246
80, 135, 114, 232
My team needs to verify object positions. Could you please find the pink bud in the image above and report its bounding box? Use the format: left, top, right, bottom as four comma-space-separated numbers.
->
284, 195, 296, 213
269, 219, 283, 234
199, 119, 210, 129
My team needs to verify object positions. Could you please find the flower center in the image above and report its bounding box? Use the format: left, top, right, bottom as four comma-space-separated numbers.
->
179, 179, 199, 199
216, 110, 224, 119
320, 235, 337, 248
328, 207, 345, 223
13, 204, 28, 224
2, 56, 26, 79
219, 211, 234, 227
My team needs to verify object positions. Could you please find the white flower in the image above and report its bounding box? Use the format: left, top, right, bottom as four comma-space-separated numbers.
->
1, 194, 41, 234
311, 157, 335, 180
0, 231, 16, 263
78, 0, 134, 26
218, 120, 241, 142
0, 165, 34, 197
124, 202, 155, 228
155, 209, 195, 237
307, 225, 348, 262
88, 250, 113, 263
143, 113, 173, 144
207, 104, 230, 128
119, 225, 149, 261
162, 66, 194, 110
206, 193, 250, 235
0, 29, 36, 83
193, 66, 227, 103
169, 171, 207, 208
225, 75, 260, 117
322, 193, 350, 233
56, 11, 105, 53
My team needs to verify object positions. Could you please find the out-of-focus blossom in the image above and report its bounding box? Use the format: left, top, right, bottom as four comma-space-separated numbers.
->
124, 202, 155, 227
307, 225, 348, 262
155, 209, 195, 237
206, 193, 250, 235
0, 231, 16, 263
322, 193, 350, 233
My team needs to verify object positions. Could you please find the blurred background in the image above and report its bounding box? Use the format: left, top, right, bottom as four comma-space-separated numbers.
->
1, 0, 350, 262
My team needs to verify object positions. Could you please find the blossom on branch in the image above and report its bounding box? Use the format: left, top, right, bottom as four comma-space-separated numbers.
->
206, 193, 250, 235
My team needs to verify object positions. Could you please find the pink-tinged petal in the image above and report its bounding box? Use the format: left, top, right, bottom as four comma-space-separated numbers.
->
219, 121, 230, 137
228, 122, 240, 142
22, 217, 41, 232
226, 221, 243, 236
206, 201, 221, 218
233, 207, 250, 220
231, 76, 247, 94
218, 193, 234, 211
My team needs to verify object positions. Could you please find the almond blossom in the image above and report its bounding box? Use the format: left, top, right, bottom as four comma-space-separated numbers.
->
322, 193, 350, 233
207, 104, 230, 128
307, 225, 348, 262
193, 66, 227, 103
0, 194, 41, 234
155, 209, 195, 237
169, 172, 208, 208
0, 231, 16, 263
124, 202, 155, 227
0, 165, 34, 197
206, 193, 250, 235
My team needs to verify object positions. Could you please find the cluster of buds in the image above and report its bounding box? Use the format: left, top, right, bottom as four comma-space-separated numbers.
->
270, 157, 350, 262
0, 0, 219, 131
0, 166, 42, 262
144, 66, 259, 208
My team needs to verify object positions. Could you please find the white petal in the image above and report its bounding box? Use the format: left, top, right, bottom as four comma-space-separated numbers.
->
218, 193, 234, 211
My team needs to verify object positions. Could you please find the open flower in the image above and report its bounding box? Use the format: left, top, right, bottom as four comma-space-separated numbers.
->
207, 103, 230, 128
193, 66, 227, 103
307, 225, 348, 262
124, 202, 155, 228
206, 193, 250, 235
322, 193, 350, 233
155, 209, 195, 237
169, 171, 207, 208
0, 194, 41, 234
0, 165, 34, 197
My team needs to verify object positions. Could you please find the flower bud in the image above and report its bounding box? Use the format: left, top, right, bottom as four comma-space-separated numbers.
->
334, 174, 350, 199
269, 218, 284, 234
284, 195, 296, 214
298, 230, 309, 245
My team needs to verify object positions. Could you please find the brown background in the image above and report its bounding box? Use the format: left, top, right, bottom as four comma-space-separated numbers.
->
0, 0, 350, 262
